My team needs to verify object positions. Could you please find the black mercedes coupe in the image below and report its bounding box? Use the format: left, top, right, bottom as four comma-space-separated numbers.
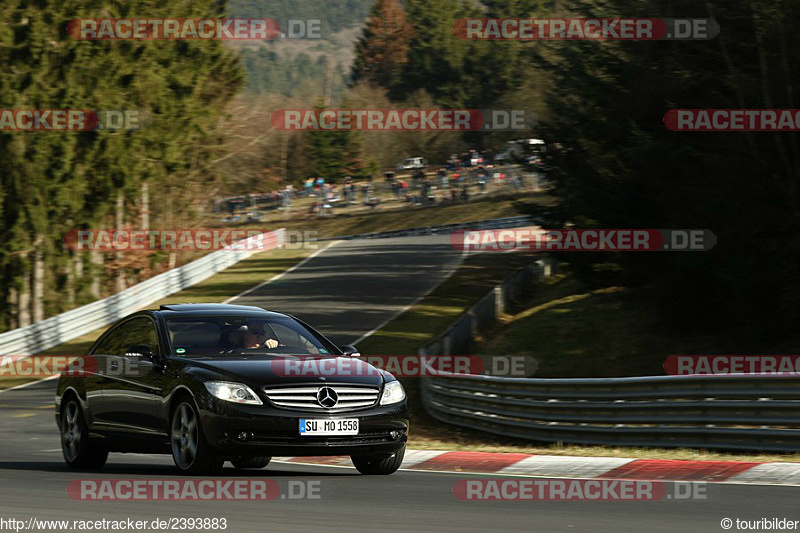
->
55, 304, 409, 475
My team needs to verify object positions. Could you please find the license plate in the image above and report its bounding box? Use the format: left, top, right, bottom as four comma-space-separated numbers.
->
299, 419, 359, 436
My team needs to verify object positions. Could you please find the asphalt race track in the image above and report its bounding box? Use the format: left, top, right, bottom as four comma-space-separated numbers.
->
231, 235, 464, 345
1, 235, 798, 532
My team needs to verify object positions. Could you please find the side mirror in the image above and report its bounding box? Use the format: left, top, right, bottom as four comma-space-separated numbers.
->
125, 344, 153, 360
341, 345, 361, 357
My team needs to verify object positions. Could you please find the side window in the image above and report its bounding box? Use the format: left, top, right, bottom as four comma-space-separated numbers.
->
92, 326, 127, 356
119, 317, 160, 356
92, 317, 159, 356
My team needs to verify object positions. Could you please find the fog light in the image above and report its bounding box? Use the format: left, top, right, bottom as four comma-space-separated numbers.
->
235, 431, 254, 442
390, 430, 400, 439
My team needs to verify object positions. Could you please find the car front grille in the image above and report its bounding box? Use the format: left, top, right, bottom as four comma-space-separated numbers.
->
262, 384, 380, 412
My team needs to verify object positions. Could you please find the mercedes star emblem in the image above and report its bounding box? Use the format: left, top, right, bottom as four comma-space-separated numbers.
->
316, 386, 339, 408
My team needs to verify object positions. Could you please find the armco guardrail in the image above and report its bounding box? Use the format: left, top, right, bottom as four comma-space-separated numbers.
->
420, 373, 800, 451
419, 258, 552, 356
0, 230, 285, 356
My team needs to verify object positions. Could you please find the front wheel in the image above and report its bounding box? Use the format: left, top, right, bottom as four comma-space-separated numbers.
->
170, 401, 223, 475
351, 445, 405, 475
231, 456, 271, 469
61, 398, 108, 469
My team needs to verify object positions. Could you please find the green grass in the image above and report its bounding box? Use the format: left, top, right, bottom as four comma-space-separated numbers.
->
357, 251, 541, 356
475, 274, 722, 378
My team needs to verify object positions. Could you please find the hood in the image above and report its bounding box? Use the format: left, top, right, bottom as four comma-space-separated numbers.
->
182, 354, 386, 388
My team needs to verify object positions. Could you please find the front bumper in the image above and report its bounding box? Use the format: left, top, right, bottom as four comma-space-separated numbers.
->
198, 397, 409, 457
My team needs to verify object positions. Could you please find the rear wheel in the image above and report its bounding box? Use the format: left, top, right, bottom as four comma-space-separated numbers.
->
170, 401, 223, 475
351, 445, 405, 475
61, 398, 108, 469
231, 456, 271, 469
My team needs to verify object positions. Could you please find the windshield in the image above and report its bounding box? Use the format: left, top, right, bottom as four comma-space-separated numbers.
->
166, 315, 336, 357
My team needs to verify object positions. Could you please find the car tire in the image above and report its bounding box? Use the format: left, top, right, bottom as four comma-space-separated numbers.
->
351, 445, 405, 475
231, 456, 271, 469
170, 400, 223, 475
61, 398, 108, 469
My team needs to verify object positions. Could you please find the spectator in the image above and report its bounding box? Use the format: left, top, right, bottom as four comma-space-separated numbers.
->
281, 186, 291, 209
478, 166, 488, 192
438, 168, 448, 189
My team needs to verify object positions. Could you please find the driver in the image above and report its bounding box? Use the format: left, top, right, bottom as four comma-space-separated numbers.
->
239, 320, 280, 349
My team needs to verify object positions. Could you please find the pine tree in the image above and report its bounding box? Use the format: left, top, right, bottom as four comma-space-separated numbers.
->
351, 0, 412, 90
0, 0, 243, 330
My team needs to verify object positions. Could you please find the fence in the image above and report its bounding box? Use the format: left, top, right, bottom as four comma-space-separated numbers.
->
0, 230, 285, 356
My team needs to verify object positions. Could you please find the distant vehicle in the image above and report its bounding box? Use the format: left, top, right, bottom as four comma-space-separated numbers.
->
396, 157, 427, 172
518, 138, 546, 150
493, 151, 513, 164
56, 304, 409, 475
497, 138, 547, 164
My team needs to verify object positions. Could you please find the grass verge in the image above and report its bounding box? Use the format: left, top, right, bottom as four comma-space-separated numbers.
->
476, 274, 723, 378
357, 251, 541, 355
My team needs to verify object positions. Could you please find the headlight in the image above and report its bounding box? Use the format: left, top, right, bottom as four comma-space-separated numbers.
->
204, 381, 262, 405
379, 380, 406, 405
